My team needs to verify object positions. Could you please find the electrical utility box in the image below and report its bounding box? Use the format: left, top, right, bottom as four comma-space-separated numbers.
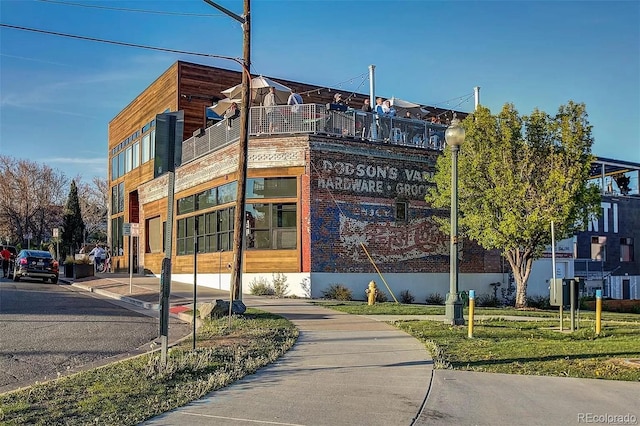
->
549, 278, 564, 306
549, 278, 580, 307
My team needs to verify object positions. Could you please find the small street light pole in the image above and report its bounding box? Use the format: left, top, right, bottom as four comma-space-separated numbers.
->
444, 116, 466, 326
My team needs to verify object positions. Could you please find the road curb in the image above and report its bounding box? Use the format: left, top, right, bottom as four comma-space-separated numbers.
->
65, 279, 198, 326
69, 281, 158, 311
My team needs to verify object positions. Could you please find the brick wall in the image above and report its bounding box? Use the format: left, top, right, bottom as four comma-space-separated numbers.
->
308, 138, 502, 274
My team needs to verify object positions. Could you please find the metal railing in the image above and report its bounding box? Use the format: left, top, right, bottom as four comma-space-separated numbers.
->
182, 103, 447, 165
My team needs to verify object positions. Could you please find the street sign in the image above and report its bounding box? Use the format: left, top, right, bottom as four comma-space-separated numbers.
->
52, 228, 59, 238
123, 222, 139, 237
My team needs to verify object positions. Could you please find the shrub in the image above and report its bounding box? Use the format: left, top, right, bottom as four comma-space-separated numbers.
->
299, 277, 311, 298
500, 281, 516, 306
271, 272, 289, 298
580, 296, 595, 310
375, 290, 388, 303
476, 294, 500, 307
322, 284, 353, 301
582, 298, 640, 314
526, 295, 551, 309
249, 277, 274, 296
68, 255, 91, 265
400, 290, 415, 304
426, 293, 445, 305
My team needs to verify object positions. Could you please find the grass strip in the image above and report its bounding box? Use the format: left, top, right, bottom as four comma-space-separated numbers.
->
312, 300, 640, 322
396, 318, 640, 381
0, 309, 298, 426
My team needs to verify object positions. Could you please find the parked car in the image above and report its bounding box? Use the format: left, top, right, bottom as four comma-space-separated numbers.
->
12, 250, 59, 284
1, 245, 17, 275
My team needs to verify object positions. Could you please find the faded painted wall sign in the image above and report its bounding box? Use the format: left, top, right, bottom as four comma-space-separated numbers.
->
316, 159, 434, 199
337, 202, 449, 263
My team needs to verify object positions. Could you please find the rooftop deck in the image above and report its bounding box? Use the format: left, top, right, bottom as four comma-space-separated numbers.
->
182, 103, 447, 164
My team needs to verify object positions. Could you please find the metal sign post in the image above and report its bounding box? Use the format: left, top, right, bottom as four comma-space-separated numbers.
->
129, 223, 139, 293
52, 228, 59, 261
123, 223, 131, 291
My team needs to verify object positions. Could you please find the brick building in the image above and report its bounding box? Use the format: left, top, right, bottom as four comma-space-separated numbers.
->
108, 60, 505, 301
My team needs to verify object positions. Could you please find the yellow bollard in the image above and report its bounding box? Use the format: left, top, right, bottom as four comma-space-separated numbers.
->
366, 281, 378, 306
595, 289, 602, 335
468, 290, 475, 338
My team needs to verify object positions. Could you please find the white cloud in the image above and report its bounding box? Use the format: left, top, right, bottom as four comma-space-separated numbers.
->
46, 157, 106, 165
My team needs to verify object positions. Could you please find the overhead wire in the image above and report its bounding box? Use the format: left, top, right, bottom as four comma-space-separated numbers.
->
0, 23, 242, 65
431, 92, 475, 108
35, 0, 222, 17
298, 72, 369, 97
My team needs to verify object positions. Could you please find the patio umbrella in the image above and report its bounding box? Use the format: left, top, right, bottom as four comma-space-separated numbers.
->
389, 97, 420, 108
222, 75, 292, 105
208, 98, 243, 116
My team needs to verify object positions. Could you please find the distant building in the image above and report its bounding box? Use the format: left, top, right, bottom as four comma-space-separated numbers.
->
527, 158, 640, 300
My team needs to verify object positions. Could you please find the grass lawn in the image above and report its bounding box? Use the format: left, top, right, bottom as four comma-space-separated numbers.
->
316, 300, 640, 381
395, 319, 640, 381
0, 309, 298, 426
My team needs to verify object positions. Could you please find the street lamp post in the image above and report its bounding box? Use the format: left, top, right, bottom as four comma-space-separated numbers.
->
444, 117, 466, 326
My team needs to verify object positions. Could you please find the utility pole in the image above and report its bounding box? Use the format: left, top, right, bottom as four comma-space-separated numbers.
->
203, 0, 250, 302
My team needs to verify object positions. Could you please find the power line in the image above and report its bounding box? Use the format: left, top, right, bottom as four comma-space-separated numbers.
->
431, 92, 474, 109
299, 72, 369, 97
0, 23, 241, 64
36, 0, 221, 17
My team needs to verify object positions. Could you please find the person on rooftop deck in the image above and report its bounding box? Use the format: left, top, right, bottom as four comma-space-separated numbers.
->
361, 98, 372, 112
287, 89, 303, 113
224, 102, 239, 130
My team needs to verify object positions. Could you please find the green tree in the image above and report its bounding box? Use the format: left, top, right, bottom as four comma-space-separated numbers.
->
426, 102, 601, 308
61, 180, 85, 256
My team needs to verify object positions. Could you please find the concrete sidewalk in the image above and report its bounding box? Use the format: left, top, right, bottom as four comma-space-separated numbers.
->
65, 274, 640, 426
67, 273, 433, 426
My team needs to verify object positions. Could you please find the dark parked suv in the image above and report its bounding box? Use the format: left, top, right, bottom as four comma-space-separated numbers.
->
12, 249, 59, 284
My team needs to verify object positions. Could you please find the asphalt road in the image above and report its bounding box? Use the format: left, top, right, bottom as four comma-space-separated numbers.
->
0, 277, 190, 393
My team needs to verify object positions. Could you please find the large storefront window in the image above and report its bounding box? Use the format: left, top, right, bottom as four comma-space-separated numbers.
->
176, 207, 235, 255
177, 195, 195, 215
217, 182, 237, 204
111, 216, 124, 256
174, 178, 297, 255
146, 216, 162, 253
246, 177, 296, 198
245, 203, 296, 249
111, 182, 125, 214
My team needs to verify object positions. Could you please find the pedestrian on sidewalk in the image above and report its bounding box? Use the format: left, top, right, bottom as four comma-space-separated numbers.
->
1, 246, 11, 278
104, 248, 112, 273
89, 244, 106, 272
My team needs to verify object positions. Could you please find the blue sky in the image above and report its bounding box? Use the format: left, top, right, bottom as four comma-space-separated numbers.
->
1, 0, 638, 180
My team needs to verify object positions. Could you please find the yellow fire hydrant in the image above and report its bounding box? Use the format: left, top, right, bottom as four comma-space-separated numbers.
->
366, 281, 378, 306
